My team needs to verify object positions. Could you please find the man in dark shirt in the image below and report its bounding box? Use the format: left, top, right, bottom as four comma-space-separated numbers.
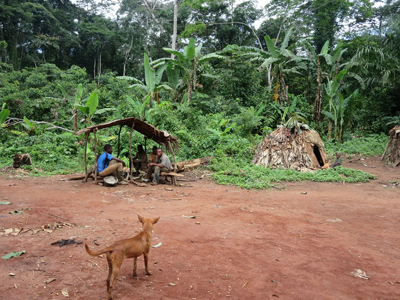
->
146, 148, 173, 185
132, 145, 148, 176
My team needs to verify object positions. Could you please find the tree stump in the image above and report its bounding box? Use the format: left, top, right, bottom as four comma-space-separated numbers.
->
382, 126, 400, 166
13, 153, 32, 168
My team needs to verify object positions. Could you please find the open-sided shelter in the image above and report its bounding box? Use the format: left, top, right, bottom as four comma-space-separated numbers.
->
381, 126, 400, 167
252, 125, 327, 170
75, 117, 179, 184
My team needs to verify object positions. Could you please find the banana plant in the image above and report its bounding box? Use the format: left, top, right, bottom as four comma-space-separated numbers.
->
0, 104, 10, 128
323, 89, 359, 143
119, 53, 172, 106
77, 90, 99, 125
57, 83, 85, 131
261, 28, 304, 105
302, 39, 347, 123
324, 69, 347, 139
125, 95, 151, 121
280, 96, 306, 124
159, 38, 223, 102
206, 118, 237, 136
21, 116, 37, 135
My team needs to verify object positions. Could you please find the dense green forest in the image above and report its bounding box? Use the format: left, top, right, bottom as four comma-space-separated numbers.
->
0, 0, 399, 187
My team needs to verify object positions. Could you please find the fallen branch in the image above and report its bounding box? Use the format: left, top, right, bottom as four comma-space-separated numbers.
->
5, 118, 74, 133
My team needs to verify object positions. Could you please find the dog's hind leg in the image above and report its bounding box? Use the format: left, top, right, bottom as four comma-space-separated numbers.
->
143, 253, 152, 275
108, 255, 123, 300
106, 253, 113, 292
132, 257, 137, 277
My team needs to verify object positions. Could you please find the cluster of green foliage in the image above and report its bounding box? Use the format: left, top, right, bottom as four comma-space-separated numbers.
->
0, 132, 82, 174
1, 0, 398, 188
325, 134, 388, 157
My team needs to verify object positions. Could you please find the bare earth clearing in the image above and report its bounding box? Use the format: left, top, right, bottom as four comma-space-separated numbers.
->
0, 157, 399, 300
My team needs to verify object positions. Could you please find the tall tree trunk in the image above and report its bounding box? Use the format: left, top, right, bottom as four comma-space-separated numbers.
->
334, 119, 338, 141
97, 52, 102, 84
123, 37, 134, 76
193, 57, 197, 91
171, 0, 178, 59
73, 108, 78, 132
143, 0, 164, 33
314, 56, 322, 123
279, 74, 288, 105
93, 57, 96, 79
144, 18, 153, 63
328, 119, 332, 140
187, 81, 192, 103
267, 66, 272, 90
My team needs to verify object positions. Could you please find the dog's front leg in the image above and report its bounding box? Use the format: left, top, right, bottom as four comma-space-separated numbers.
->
143, 253, 152, 275
132, 257, 137, 277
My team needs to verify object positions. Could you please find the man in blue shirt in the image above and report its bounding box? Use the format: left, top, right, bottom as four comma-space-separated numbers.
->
96, 144, 128, 185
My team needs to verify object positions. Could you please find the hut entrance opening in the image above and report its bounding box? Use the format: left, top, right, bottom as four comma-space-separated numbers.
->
313, 145, 324, 166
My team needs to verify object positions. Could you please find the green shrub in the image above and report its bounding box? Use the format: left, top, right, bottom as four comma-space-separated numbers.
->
325, 134, 388, 156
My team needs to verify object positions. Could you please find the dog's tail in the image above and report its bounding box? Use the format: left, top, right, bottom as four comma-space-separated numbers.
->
85, 243, 113, 256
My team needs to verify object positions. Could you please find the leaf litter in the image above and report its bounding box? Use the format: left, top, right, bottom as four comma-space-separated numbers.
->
350, 269, 370, 280
2, 250, 26, 259
0, 222, 76, 236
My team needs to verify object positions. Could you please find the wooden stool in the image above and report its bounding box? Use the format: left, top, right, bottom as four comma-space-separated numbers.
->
161, 172, 184, 186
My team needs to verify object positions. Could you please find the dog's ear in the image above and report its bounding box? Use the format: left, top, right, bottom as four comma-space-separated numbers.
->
152, 217, 160, 224
138, 215, 145, 224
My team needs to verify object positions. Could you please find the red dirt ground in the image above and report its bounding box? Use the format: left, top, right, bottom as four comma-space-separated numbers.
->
0, 157, 399, 300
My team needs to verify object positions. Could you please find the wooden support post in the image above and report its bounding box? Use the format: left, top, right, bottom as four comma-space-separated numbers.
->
129, 122, 135, 183
169, 141, 177, 186
94, 129, 98, 184
84, 132, 89, 182
117, 124, 123, 157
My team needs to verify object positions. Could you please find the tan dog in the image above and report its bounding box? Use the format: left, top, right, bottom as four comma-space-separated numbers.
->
85, 215, 160, 300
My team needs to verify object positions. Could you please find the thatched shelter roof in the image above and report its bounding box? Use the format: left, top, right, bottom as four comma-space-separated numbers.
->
75, 117, 178, 150
252, 125, 327, 170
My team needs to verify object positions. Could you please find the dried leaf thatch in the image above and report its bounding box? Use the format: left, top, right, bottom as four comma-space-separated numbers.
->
252, 126, 327, 170
75, 117, 179, 151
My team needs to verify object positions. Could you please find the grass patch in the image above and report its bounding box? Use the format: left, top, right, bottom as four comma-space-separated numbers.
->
210, 156, 376, 189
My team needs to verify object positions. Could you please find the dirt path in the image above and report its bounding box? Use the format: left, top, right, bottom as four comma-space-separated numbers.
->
0, 157, 399, 300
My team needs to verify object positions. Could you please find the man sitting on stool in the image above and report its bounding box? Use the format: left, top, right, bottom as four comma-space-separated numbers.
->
146, 148, 173, 185
132, 145, 148, 176
97, 144, 129, 185
148, 146, 158, 164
